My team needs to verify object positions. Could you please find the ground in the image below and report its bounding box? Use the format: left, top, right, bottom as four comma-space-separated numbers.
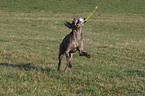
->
0, 0, 145, 95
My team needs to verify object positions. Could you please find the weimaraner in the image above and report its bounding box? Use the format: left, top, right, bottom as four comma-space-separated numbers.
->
57, 18, 91, 72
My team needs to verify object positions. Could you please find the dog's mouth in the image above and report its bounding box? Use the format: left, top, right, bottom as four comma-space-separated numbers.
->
74, 19, 78, 26
74, 18, 86, 27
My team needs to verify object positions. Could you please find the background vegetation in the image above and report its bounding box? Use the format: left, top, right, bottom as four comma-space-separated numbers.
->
0, 0, 145, 95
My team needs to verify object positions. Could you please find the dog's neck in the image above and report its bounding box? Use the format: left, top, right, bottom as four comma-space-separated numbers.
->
71, 27, 82, 43
72, 27, 82, 35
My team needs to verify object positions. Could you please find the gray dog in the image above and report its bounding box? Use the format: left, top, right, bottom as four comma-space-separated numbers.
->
57, 18, 91, 72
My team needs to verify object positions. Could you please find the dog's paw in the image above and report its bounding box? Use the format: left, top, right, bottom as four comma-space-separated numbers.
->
87, 55, 91, 58
68, 63, 72, 68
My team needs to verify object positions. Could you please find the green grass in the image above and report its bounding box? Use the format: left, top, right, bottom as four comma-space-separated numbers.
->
0, 0, 145, 95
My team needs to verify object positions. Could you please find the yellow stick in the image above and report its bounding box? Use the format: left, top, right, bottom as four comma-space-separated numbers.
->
76, 6, 98, 27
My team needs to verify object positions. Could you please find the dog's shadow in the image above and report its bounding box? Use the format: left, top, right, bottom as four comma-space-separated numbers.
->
0, 63, 51, 73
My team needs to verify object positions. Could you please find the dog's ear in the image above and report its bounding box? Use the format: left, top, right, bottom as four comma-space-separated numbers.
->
64, 21, 72, 29
84, 18, 86, 23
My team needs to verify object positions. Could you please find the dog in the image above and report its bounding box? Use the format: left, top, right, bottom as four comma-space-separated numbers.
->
57, 18, 91, 72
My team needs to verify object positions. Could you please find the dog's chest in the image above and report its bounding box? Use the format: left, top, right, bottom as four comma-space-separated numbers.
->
73, 31, 82, 46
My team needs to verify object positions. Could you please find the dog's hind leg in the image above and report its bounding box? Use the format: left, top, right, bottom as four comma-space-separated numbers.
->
64, 50, 72, 72
68, 53, 73, 68
57, 43, 65, 71
57, 53, 63, 71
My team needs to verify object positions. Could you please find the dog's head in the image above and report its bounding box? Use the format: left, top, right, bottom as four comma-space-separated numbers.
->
64, 18, 86, 29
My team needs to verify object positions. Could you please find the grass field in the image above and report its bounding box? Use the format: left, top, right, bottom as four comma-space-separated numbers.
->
0, 0, 145, 95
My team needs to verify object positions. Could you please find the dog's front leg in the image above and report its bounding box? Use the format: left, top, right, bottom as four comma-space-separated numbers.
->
78, 46, 91, 58
79, 51, 91, 58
